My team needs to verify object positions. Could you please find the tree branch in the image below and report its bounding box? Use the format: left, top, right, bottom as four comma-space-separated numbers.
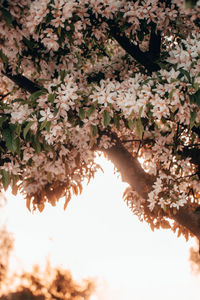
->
102, 133, 155, 199
172, 207, 200, 241
101, 133, 200, 242
108, 21, 161, 73
178, 147, 200, 165
0, 92, 10, 101
2, 68, 43, 94
148, 23, 161, 61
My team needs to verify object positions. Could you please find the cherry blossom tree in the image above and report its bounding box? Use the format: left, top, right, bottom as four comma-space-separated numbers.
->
0, 0, 200, 244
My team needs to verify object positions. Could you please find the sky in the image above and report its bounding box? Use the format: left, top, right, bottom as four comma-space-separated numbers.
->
1, 155, 200, 300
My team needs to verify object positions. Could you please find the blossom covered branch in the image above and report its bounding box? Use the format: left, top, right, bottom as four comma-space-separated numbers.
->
103, 134, 200, 241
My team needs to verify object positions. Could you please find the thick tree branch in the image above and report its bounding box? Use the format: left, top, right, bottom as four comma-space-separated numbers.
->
2, 68, 43, 94
180, 147, 200, 165
172, 207, 200, 240
148, 23, 161, 61
0, 92, 10, 101
108, 22, 161, 73
102, 134, 155, 199
101, 134, 200, 241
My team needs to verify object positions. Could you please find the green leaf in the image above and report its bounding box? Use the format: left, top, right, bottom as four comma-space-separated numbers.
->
45, 121, 51, 133
189, 94, 195, 104
43, 140, 52, 152
114, 114, 120, 130
138, 106, 143, 118
40, 119, 47, 130
136, 118, 144, 139
79, 107, 85, 120
88, 105, 95, 118
0, 50, 9, 69
194, 90, 200, 106
2, 128, 17, 153
91, 125, 98, 136
14, 137, 20, 155
29, 89, 47, 102
169, 89, 175, 100
0, 116, 8, 128
2, 8, 13, 26
32, 135, 41, 154
185, 0, 197, 8
54, 107, 59, 116
190, 110, 197, 129
60, 70, 66, 82
47, 93, 56, 104
15, 124, 21, 136
128, 119, 135, 130
23, 121, 34, 139
189, 90, 200, 106
1, 169, 10, 191
180, 69, 191, 82
103, 110, 111, 127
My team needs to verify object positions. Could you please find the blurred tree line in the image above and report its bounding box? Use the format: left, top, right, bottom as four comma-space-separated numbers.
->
0, 199, 95, 300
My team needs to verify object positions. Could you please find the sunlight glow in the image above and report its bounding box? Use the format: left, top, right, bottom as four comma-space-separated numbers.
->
1, 155, 199, 300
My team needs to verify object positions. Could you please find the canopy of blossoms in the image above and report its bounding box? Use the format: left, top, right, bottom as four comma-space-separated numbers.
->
0, 0, 200, 241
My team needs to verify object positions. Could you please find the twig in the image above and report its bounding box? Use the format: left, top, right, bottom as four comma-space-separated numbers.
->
0, 92, 10, 101
121, 139, 141, 143
172, 173, 198, 181
121, 138, 154, 145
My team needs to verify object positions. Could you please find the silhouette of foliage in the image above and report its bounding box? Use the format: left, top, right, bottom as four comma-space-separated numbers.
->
0, 215, 95, 299
0, 265, 95, 300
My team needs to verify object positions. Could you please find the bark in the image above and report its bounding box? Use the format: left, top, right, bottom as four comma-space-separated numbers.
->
108, 22, 160, 73
103, 136, 155, 199
2, 69, 44, 94
148, 23, 161, 61
102, 136, 200, 242
172, 207, 200, 240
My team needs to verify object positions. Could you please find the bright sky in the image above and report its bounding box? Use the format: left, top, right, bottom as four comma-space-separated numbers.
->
1, 155, 200, 300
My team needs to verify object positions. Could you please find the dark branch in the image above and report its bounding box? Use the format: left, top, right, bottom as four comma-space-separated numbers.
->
2, 68, 43, 94
108, 21, 161, 73
192, 126, 200, 138
101, 133, 155, 199
0, 92, 10, 101
172, 207, 200, 241
179, 147, 200, 165
148, 23, 161, 61
121, 138, 154, 144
